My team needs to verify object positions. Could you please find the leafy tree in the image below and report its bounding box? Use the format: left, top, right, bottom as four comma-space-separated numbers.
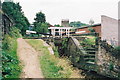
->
89, 19, 94, 25
33, 11, 49, 35
35, 23, 49, 33
34, 11, 46, 23
70, 21, 87, 27
88, 27, 95, 33
54, 24, 63, 27
2, 2, 30, 35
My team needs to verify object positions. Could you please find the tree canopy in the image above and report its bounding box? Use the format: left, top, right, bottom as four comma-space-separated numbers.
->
70, 21, 88, 27
89, 19, 94, 25
34, 11, 46, 23
33, 11, 49, 34
2, 2, 30, 35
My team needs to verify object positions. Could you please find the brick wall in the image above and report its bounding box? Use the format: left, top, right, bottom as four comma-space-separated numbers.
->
76, 25, 101, 37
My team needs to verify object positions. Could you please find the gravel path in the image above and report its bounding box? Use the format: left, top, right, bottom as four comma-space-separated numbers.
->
17, 38, 43, 78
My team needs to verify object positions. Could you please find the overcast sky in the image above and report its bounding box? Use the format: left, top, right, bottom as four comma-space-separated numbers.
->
3, 0, 120, 25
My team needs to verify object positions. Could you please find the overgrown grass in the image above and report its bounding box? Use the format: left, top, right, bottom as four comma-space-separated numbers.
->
2, 27, 22, 78
27, 39, 83, 78
53, 47, 59, 57
80, 36, 96, 49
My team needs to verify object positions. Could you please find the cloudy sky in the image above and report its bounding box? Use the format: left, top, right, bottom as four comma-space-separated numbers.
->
3, 0, 119, 25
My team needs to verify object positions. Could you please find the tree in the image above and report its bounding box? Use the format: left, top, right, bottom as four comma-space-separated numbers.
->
34, 11, 46, 23
70, 21, 88, 27
89, 19, 94, 25
88, 27, 95, 33
54, 24, 61, 27
33, 11, 49, 35
2, 2, 30, 35
36, 23, 49, 33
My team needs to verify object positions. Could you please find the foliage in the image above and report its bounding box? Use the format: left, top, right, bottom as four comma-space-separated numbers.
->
9, 27, 22, 38
34, 11, 46, 23
100, 41, 120, 57
89, 19, 94, 25
109, 62, 114, 70
53, 47, 59, 57
54, 24, 63, 27
2, 36, 21, 78
2, 2, 30, 35
114, 46, 120, 52
88, 27, 95, 33
80, 37, 96, 49
61, 38, 69, 56
35, 23, 49, 33
2, 26, 21, 78
33, 11, 49, 34
114, 46, 120, 56
27, 39, 81, 78
70, 21, 88, 27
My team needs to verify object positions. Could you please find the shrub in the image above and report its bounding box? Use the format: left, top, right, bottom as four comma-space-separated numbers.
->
80, 37, 96, 49
114, 46, 120, 56
53, 47, 59, 57
9, 27, 22, 38
88, 27, 95, 33
2, 27, 22, 78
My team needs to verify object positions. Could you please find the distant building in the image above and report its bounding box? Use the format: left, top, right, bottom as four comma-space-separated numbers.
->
61, 19, 69, 27
75, 24, 101, 37
101, 15, 119, 46
29, 25, 34, 30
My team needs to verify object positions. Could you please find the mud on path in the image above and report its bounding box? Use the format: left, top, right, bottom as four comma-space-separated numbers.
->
17, 38, 43, 78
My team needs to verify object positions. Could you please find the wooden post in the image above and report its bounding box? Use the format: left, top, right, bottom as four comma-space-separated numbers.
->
59, 29, 60, 36
68, 29, 70, 37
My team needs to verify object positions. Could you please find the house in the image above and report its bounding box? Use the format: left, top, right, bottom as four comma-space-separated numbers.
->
75, 24, 101, 37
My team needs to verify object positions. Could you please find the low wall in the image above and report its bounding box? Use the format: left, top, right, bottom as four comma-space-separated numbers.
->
66, 37, 120, 79
50, 37, 120, 79
96, 42, 120, 78
66, 37, 96, 70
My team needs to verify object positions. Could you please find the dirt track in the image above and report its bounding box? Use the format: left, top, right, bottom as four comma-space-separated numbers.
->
17, 38, 43, 78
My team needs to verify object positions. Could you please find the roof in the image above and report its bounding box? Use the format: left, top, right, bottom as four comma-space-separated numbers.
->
77, 24, 101, 29
48, 27, 73, 29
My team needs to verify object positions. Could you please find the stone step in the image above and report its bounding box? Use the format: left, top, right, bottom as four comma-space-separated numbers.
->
86, 50, 96, 53
84, 56, 95, 58
84, 57, 95, 60
86, 61, 95, 64
84, 54, 95, 56
85, 59, 95, 62
85, 48, 96, 51
86, 51, 96, 54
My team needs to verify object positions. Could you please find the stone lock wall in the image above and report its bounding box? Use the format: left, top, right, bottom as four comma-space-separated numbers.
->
96, 45, 120, 78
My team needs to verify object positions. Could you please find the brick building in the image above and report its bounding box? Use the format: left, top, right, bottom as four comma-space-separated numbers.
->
75, 24, 101, 37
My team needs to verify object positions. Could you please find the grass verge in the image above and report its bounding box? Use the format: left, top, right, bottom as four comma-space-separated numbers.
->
26, 39, 84, 78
